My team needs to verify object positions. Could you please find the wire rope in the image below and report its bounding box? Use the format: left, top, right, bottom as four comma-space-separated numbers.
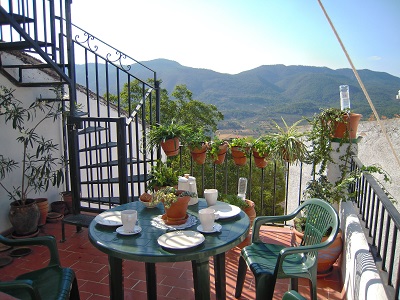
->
317, 0, 400, 169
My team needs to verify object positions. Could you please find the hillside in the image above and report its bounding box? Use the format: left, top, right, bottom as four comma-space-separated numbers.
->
75, 60, 400, 134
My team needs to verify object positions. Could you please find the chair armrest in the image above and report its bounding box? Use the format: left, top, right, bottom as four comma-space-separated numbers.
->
275, 230, 339, 274
252, 212, 297, 243
0, 279, 41, 299
0, 235, 60, 267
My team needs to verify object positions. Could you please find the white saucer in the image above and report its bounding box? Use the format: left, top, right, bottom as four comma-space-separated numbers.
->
116, 225, 142, 235
197, 223, 222, 233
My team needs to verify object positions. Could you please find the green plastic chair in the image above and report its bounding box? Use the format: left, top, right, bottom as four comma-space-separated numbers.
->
235, 198, 340, 300
0, 234, 80, 300
282, 290, 307, 300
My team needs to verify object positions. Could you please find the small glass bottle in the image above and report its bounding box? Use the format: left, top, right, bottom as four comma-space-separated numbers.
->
237, 177, 247, 200
339, 85, 350, 111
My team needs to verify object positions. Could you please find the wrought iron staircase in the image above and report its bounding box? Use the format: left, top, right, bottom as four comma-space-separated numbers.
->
0, 0, 160, 238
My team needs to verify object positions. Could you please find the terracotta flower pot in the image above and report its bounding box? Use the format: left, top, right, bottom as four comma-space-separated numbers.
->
9, 199, 40, 236
237, 199, 256, 249
160, 137, 180, 157
162, 196, 190, 225
214, 143, 228, 165
333, 113, 362, 140
61, 191, 73, 214
231, 147, 248, 166
253, 150, 269, 168
35, 198, 49, 226
51, 201, 68, 215
190, 144, 208, 165
293, 227, 343, 277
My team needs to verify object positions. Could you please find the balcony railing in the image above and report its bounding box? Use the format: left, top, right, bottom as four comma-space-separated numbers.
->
351, 156, 400, 299
166, 147, 399, 299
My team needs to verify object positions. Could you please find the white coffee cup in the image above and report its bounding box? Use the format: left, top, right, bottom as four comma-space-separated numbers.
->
204, 189, 218, 206
199, 208, 219, 231
121, 210, 137, 232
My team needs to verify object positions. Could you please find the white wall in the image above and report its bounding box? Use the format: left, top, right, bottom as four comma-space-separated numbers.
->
340, 201, 388, 300
0, 53, 67, 232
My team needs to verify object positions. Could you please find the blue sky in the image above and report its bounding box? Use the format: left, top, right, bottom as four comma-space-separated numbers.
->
71, 0, 400, 77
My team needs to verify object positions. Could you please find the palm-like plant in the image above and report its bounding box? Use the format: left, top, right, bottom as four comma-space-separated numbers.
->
271, 118, 307, 165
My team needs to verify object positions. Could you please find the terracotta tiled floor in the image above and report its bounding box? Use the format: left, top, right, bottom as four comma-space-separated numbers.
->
0, 219, 343, 299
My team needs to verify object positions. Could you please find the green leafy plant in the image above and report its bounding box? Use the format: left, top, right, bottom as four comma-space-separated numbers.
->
251, 135, 275, 157
219, 194, 250, 209
146, 120, 189, 151
184, 128, 209, 150
303, 165, 391, 205
152, 186, 196, 208
271, 118, 307, 164
208, 137, 228, 161
0, 87, 64, 205
229, 137, 251, 157
147, 160, 179, 191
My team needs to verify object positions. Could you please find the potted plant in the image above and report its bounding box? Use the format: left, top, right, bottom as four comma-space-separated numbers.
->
147, 160, 179, 192
152, 186, 196, 225
229, 137, 251, 166
184, 128, 209, 165
220, 194, 256, 248
0, 87, 64, 236
270, 118, 307, 165
312, 107, 362, 140
146, 120, 189, 157
299, 107, 390, 276
208, 137, 229, 165
251, 135, 274, 169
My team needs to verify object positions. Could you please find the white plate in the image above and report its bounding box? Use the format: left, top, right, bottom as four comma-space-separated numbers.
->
116, 225, 142, 235
158, 231, 205, 250
95, 211, 122, 226
197, 223, 222, 233
208, 203, 241, 219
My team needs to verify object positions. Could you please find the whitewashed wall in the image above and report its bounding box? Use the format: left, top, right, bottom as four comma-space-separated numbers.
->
0, 52, 65, 232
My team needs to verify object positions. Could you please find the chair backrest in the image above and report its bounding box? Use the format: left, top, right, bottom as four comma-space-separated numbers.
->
297, 198, 339, 259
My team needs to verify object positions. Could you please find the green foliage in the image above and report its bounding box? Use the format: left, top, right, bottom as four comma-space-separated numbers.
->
152, 186, 196, 208
208, 137, 228, 161
146, 121, 189, 150
251, 135, 275, 157
303, 108, 391, 204
219, 194, 250, 209
184, 128, 209, 150
147, 160, 179, 191
271, 118, 307, 164
0, 87, 64, 204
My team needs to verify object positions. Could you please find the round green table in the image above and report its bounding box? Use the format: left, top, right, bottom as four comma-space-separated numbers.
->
88, 199, 250, 300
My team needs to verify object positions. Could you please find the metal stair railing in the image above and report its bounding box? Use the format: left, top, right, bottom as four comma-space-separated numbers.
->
0, 0, 72, 85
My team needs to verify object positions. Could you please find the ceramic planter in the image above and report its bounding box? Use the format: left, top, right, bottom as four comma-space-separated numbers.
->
35, 198, 49, 227
231, 147, 249, 166
190, 144, 208, 165
253, 150, 269, 168
162, 196, 190, 225
9, 199, 40, 236
237, 199, 256, 249
213, 143, 228, 165
160, 137, 180, 157
293, 227, 343, 277
61, 191, 73, 214
333, 113, 362, 140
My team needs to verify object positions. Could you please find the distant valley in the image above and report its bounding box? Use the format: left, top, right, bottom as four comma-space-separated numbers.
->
75, 59, 400, 136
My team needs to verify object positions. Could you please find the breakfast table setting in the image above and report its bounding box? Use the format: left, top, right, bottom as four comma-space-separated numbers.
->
88, 192, 250, 300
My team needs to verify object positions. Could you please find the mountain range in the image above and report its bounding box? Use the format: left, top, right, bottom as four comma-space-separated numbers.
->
75, 59, 400, 134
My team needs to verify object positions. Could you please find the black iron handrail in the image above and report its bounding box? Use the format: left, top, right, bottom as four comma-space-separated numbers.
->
351, 156, 400, 299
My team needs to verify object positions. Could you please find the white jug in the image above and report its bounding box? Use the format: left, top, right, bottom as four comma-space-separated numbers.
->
188, 175, 198, 205
178, 176, 189, 191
